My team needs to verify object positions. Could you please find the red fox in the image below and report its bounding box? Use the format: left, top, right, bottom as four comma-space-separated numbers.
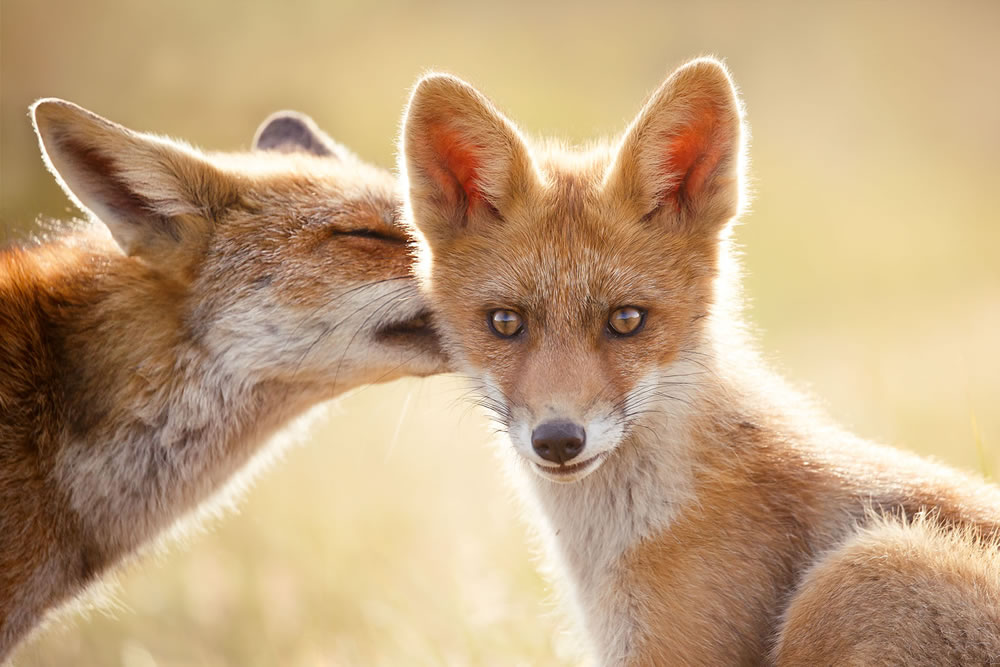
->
401, 58, 1000, 665
0, 101, 445, 659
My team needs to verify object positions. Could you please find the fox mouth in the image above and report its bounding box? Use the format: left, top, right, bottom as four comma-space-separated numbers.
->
376, 310, 432, 337
374, 310, 446, 362
531, 452, 608, 483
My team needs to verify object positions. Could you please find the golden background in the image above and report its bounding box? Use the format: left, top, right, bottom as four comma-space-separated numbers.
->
2, 0, 998, 664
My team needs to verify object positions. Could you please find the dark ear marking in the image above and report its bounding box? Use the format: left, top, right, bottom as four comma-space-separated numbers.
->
55, 133, 177, 240
252, 111, 344, 158
31, 97, 231, 259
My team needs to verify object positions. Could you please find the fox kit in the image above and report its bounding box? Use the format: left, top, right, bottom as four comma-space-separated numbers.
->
401, 59, 1000, 665
0, 101, 445, 658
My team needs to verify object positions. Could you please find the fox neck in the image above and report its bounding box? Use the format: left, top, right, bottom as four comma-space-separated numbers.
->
44, 249, 333, 562
0, 240, 339, 655
511, 351, 722, 664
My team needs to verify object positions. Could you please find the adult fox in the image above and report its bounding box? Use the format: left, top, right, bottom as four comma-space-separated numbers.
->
401, 58, 1000, 665
0, 101, 446, 659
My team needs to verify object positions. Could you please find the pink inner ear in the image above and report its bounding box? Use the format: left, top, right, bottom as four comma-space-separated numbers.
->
428, 123, 484, 214
662, 107, 724, 211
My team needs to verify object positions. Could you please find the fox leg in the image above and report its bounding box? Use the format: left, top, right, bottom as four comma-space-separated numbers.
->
773, 519, 1000, 667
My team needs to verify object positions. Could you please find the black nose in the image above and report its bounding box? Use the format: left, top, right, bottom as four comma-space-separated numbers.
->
531, 420, 586, 464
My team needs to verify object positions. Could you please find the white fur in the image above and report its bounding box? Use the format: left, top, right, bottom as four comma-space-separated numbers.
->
53, 278, 427, 556
484, 356, 708, 664
207, 280, 430, 386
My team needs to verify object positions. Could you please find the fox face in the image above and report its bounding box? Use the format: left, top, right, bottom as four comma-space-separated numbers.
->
31, 101, 446, 395
402, 59, 743, 482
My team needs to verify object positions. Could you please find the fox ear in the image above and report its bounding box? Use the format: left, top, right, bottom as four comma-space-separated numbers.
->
401, 73, 534, 246
32, 98, 239, 260
252, 110, 352, 159
606, 58, 744, 234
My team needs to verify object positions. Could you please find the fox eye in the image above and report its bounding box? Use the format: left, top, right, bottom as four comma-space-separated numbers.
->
341, 228, 389, 240
488, 309, 523, 338
608, 307, 645, 336
335, 228, 405, 243
328, 224, 407, 245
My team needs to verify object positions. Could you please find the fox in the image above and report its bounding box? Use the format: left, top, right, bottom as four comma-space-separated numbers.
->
400, 58, 1000, 665
0, 100, 446, 660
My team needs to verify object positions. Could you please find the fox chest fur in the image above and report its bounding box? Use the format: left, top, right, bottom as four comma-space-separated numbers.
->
399, 58, 1000, 665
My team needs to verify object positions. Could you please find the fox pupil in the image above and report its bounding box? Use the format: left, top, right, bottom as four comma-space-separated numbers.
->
608, 307, 644, 336
489, 309, 523, 337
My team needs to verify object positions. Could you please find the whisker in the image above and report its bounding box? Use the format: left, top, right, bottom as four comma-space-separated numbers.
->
331, 289, 412, 388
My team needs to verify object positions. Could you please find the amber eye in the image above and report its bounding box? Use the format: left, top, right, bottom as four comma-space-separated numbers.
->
488, 309, 524, 338
608, 307, 645, 336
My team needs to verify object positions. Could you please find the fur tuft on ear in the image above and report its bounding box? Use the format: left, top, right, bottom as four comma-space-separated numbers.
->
31, 98, 238, 260
606, 57, 745, 234
401, 73, 535, 246
252, 110, 351, 159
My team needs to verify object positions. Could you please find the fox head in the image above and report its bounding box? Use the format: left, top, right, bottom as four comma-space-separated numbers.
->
402, 58, 744, 482
31, 100, 447, 393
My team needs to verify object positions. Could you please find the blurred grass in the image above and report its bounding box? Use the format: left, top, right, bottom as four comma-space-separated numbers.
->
2, 0, 999, 664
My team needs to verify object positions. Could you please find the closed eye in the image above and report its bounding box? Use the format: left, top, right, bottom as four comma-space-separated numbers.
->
334, 228, 407, 244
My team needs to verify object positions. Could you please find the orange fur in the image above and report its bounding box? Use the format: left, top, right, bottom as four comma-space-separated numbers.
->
401, 58, 1000, 665
0, 102, 447, 659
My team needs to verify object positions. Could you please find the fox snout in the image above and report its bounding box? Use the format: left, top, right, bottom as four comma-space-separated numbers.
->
531, 420, 585, 464
512, 403, 622, 483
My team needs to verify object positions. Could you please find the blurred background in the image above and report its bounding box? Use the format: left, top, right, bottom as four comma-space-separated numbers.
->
3, 0, 999, 664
